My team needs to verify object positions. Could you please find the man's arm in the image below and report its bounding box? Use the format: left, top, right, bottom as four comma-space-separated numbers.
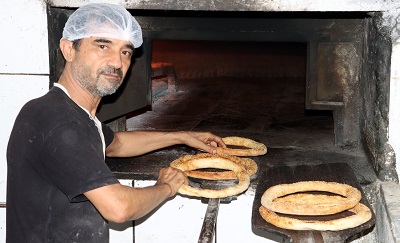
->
105, 130, 226, 157
84, 167, 187, 223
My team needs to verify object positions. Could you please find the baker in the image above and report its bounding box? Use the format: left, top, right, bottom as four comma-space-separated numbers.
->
6, 3, 226, 242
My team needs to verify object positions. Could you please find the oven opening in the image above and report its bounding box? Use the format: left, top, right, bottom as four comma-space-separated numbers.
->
127, 40, 336, 153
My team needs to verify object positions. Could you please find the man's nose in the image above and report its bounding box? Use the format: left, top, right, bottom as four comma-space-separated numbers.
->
107, 51, 123, 69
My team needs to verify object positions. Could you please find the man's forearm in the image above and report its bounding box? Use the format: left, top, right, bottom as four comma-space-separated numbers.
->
106, 131, 181, 157
85, 183, 173, 223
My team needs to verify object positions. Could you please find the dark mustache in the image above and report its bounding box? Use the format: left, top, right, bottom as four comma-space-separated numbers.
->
99, 67, 123, 79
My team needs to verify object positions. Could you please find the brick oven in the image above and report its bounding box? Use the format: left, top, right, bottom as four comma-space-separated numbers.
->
3, 0, 399, 242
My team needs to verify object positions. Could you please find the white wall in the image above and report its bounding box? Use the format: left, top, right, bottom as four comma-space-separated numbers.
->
0, 0, 50, 240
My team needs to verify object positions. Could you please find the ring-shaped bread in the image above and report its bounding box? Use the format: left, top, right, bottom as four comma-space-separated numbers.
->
215, 136, 267, 156
261, 181, 362, 215
172, 153, 257, 180
259, 203, 372, 231
171, 155, 250, 198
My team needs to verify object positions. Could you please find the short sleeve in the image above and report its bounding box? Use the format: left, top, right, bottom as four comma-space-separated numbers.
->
102, 123, 115, 147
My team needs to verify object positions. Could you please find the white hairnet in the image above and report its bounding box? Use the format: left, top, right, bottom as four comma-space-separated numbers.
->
62, 3, 143, 48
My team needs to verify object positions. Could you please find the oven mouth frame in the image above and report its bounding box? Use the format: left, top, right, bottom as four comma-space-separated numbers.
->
48, 9, 382, 147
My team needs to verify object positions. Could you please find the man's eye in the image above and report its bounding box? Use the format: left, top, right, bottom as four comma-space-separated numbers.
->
122, 51, 132, 57
99, 45, 107, 49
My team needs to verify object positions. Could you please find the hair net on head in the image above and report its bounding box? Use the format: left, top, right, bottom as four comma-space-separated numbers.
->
62, 3, 143, 48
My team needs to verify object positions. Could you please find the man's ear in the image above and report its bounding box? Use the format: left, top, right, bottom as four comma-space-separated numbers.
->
59, 39, 75, 62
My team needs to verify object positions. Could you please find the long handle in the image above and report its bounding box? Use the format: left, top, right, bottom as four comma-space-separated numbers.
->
198, 198, 220, 243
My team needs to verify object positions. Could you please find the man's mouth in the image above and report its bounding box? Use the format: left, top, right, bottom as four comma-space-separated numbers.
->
102, 73, 120, 80
99, 67, 123, 81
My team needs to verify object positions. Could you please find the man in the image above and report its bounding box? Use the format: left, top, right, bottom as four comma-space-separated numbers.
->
6, 3, 225, 242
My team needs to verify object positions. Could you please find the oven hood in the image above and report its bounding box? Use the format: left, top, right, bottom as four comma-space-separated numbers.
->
48, 0, 396, 12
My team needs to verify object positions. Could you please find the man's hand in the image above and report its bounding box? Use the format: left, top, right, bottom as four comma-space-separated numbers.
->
156, 167, 189, 197
179, 131, 227, 154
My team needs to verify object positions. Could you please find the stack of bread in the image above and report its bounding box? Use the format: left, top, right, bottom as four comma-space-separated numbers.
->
259, 181, 372, 231
170, 136, 266, 198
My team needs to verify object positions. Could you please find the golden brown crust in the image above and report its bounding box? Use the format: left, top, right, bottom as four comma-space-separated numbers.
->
172, 153, 257, 180
170, 154, 250, 198
261, 181, 362, 215
259, 203, 372, 231
215, 136, 267, 156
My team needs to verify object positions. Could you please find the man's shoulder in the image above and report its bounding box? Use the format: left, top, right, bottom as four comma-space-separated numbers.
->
23, 87, 82, 119
14, 87, 88, 134
25, 87, 70, 108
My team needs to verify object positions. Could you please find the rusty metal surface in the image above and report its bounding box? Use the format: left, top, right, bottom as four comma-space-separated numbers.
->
198, 198, 220, 243
252, 163, 376, 243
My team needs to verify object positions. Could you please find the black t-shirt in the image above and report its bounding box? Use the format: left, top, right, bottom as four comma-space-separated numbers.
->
6, 87, 119, 243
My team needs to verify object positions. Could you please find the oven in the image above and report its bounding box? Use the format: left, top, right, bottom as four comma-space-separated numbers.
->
47, 1, 400, 242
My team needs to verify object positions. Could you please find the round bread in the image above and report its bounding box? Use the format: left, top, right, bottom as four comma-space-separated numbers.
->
216, 136, 267, 156
259, 203, 372, 231
170, 155, 250, 198
261, 181, 362, 215
172, 153, 257, 180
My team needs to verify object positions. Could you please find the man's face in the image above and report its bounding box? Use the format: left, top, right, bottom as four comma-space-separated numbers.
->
70, 37, 134, 97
